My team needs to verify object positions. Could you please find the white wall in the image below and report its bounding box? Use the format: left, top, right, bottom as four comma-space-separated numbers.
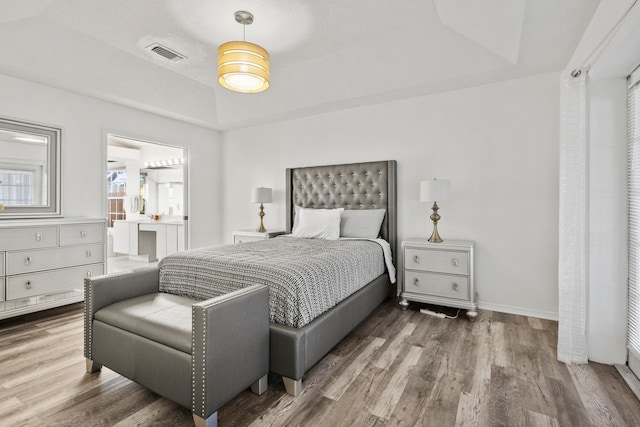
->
0, 73, 223, 249
222, 72, 561, 319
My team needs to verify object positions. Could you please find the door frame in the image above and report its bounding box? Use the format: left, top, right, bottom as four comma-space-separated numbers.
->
102, 130, 189, 260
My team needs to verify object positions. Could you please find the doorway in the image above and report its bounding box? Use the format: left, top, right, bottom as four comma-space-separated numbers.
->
105, 134, 188, 273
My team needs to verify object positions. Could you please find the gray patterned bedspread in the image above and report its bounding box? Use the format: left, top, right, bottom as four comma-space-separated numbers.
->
158, 236, 385, 328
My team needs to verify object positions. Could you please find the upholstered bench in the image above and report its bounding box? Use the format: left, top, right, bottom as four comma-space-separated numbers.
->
84, 267, 269, 427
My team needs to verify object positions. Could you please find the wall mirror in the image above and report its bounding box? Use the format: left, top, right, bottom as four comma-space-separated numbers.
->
0, 117, 61, 218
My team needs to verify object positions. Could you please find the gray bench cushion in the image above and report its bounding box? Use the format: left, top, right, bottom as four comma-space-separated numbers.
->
94, 292, 196, 354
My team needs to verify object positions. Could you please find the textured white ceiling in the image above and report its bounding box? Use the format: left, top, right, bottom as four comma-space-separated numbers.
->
0, 0, 600, 130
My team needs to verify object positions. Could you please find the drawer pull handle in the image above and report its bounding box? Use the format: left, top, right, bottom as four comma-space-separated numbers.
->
25, 280, 32, 289
25, 256, 32, 265
414, 278, 420, 286
35, 232, 42, 241
452, 258, 459, 267
86, 271, 92, 278
452, 282, 459, 291
81, 230, 87, 238
414, 255, 420, 264
86, 250, 92, 257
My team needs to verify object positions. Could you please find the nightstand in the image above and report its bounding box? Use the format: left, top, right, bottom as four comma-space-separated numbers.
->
232, 229, 285, 244
399, 239, 477, 321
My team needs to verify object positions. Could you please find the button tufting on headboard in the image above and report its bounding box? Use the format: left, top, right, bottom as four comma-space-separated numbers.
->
286, 160, 396, 255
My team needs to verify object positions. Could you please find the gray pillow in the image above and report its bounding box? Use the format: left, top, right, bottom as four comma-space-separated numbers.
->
340, 209, 386, 239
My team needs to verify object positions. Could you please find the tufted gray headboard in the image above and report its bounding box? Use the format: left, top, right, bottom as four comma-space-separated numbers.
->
285, 160, 397, 261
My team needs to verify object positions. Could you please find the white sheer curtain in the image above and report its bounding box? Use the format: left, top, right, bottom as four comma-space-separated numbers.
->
557, 71, 589, 364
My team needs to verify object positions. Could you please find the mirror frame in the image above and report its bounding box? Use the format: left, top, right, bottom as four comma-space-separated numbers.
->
0, 117, 62, 219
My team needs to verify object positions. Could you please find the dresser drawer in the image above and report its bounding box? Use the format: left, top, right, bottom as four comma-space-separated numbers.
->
0, 252, 4, 276
0, 277, 5, 301
6, 244, 105, 275
60, 223, 104, 246
6, 263, 104, 300
0, 226, 59, 250
405, 248, 469, 275
404, 271, 470, 301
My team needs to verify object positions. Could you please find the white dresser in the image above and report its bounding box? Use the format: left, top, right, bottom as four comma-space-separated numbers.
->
399, 238, 477, 321
0, 218, 106, 320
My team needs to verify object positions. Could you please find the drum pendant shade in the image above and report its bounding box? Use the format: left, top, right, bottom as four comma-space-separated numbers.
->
218, 12, 270, 94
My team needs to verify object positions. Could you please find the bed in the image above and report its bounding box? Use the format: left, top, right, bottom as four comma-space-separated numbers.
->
160, 160, 397, 396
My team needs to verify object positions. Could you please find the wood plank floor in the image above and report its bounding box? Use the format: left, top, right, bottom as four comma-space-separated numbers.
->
1, 299, 639, 426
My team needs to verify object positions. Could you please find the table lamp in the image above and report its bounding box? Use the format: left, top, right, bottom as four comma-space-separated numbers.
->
251, 187, 273, 232
420, 179, 451, 243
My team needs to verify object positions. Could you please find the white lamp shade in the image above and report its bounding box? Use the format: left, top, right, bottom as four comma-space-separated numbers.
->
420, 179, 451, 202
251, 187, 273, 203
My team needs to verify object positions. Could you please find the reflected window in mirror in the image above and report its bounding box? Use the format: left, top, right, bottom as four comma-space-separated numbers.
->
0, 170, 35, 205
0, 118, 61, 218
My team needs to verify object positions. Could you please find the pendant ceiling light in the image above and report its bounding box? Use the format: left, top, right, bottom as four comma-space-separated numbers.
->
218, 11, 270, 93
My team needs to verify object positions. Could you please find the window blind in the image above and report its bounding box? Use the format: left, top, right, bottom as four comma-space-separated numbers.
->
627, 66, 640, 375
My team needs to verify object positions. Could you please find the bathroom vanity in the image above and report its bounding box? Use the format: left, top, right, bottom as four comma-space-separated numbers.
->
113, 219, 184, 262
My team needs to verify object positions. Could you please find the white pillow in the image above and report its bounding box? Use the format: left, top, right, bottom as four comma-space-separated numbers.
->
292, 207, 344, 240
292, 205, 302, 234
340, 209, 386, 239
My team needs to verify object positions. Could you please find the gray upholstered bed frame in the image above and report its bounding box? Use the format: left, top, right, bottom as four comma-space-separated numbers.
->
272, 160, 397, 396
84, 160, 398, 425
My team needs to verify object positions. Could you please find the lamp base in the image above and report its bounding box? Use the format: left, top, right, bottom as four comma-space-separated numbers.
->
427, 225, 443, 243
257, 203, 267, 233
428, 202, 443, 243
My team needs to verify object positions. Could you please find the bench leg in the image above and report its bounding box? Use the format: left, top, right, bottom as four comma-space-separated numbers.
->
193, 412, 217, 427
282, 377, 302, 397
85, 358, 102, 374
250, 374, 268, 395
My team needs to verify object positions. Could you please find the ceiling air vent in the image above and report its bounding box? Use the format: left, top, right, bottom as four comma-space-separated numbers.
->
146, 43, 186, 62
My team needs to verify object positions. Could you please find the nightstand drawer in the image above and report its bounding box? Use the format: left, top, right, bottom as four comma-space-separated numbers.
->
232, 229, 285, 244
404, 271, 470, 301
234, 235, 267, 244
405, 248, 469, 275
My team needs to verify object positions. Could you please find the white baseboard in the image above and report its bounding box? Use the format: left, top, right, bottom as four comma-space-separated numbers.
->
615, 364, 640, 401
478, 302, 558, 321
